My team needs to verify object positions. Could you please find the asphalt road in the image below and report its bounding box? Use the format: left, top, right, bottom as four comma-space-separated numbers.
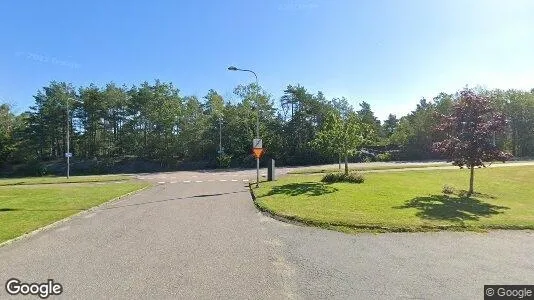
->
0, 168, 533, 299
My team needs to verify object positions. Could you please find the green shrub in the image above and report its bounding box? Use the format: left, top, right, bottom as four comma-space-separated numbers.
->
377, 152, 392, 162
217, 153, 232, 168
321, 172, 365, 184
363, 156, 373, 163
442, 184, 455, 195
19, 160, 48, 176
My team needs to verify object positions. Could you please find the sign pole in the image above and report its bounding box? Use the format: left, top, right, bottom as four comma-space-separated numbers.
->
256, 157, 259, 188
256, 107, 259, 188
252, 139, 263, 188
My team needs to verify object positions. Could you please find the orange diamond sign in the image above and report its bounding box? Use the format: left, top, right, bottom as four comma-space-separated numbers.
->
252, 148, 264, 159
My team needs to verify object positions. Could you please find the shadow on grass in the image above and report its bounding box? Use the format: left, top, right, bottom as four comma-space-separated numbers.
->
456, 190, 496, 199
394, 194, 509, 221
261, 182, 338, 197
0, 208, 16, 212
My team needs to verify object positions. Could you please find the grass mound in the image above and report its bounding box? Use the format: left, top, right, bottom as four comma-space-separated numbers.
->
254, 166, 534, 233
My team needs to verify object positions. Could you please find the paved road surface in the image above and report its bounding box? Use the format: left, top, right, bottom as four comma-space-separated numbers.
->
134, 160, 534, 184
1, 168, 533, 299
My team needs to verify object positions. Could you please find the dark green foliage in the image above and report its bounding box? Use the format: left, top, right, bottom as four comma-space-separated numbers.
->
321, 172, 365, 184
1, 80, 533, 175
442, 185, 455, 195
216, 154, 232, 168
18, 160, 48, 176
376, 152, 392, 162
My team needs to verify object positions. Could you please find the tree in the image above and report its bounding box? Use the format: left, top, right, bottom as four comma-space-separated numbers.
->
0, 104, 16, 164
26, 82, 77, 160
312, 111, 372, 175
279, 85, 334, 165
433, 89, 512, 196
390, 98, 445, 160
357, 101, 381, 141
382, 114, 398, 138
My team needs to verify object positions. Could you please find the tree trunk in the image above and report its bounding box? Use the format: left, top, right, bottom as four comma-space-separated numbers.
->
468, 165, 475, 196
345, 154, 349, 175
338, 155, 341, 170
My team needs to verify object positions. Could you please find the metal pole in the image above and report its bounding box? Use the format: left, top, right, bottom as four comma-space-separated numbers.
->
227, 67, 260, 187
253, 73, 259, 188
66, 97, 70, 179
219, 117, 222, 154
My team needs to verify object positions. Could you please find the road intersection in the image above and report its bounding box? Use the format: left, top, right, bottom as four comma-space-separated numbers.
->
0, 166, 533, 299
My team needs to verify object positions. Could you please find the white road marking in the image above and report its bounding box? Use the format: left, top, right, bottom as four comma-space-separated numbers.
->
184, 180, 191, 183
195, 180, 203, 183
219, 179, 227, 182
243, 179, 249, 182
231, 179, 238, 182
158, 181, 165, 184
170, 181, 177, 184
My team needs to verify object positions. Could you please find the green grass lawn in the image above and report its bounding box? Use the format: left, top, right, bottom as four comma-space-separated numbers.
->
0, 178, 150, 244
287, 162, 450, 174
254, 166, 534, 233
0, 174, 131, 186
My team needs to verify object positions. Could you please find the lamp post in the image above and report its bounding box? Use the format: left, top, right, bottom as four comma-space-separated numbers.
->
227, 66, 260, 187
66, 97, 72, 179
218, 117, 223, 155
65, 97, 81, 179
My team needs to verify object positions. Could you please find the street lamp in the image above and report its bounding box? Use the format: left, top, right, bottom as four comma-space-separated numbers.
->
66, 97, 72, 178
66, 97, 81, 179
227, 66, 260, 187
218, 117, 223, 155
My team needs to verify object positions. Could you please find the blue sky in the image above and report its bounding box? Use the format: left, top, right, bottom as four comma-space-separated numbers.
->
1, 0, 533, 119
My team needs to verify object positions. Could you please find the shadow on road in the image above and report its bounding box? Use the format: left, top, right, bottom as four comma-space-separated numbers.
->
261, 182, 338, 197
394, 194, 509, 221
0, 191, 245, 213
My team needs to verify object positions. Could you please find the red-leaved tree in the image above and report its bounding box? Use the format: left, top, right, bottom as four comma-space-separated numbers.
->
433, 89, 512, 196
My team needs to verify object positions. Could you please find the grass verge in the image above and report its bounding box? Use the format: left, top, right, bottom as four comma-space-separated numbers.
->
287, 162, 450, 174
0, 178, 150, 244
253, 166, 534, 233
0, 175, 132, 186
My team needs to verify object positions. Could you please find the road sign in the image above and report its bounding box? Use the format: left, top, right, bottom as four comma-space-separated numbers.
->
252, 148, 264, 159
65, 153, 72, 158
253, 138, 262, 148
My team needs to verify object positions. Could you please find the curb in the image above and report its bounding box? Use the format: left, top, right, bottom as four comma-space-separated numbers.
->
0, 183, 152, 248
248, 183, 310, 228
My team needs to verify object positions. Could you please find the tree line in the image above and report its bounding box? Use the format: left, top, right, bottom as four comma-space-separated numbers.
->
0, 80, 533, 175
